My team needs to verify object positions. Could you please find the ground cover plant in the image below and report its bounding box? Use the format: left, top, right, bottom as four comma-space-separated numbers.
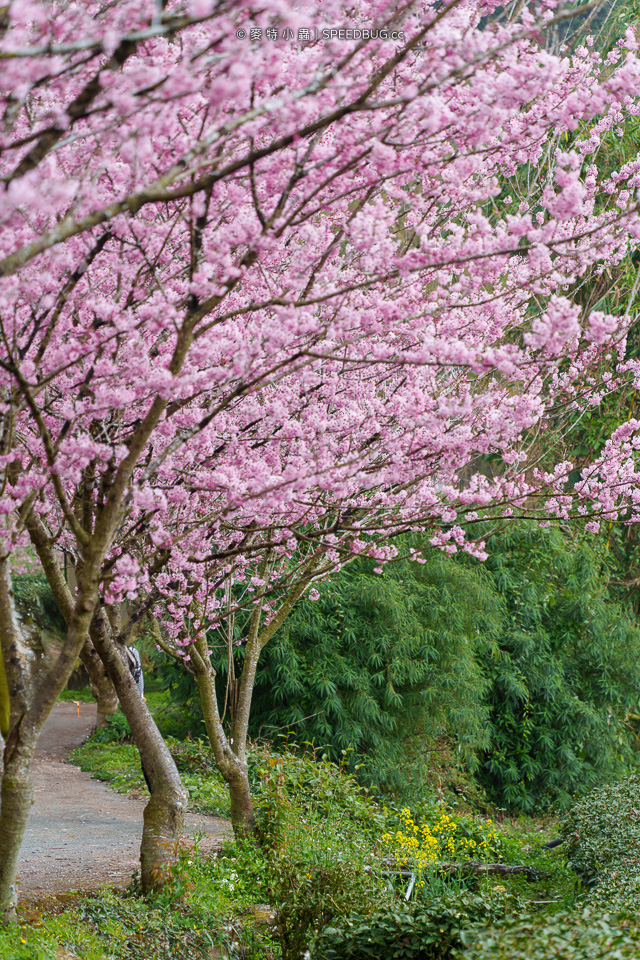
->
459, 904, 640, 960
455, 773, 640, 960
0, 842, 279, 960
560, 775, 640, 905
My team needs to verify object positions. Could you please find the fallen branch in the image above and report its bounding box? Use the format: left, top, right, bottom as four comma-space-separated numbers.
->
382, 860, 552, 883
438, 862, 552, 882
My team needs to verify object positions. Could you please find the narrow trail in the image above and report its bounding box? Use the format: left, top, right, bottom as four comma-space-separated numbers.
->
16, 702, 232, 898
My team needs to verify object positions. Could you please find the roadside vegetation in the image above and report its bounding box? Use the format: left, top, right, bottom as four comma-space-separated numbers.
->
6, 714, 640, 959
0, 726, 574, 960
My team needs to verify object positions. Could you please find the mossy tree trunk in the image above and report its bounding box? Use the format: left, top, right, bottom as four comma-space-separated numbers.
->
25, 519, 189, 893
0, 735, 34, 925
90, 608, 188, 891
0, 547, 102, 924
67, 560, 118, 728
80, 639, 119, 728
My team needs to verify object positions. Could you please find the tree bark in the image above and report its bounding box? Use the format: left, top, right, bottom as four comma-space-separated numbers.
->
90, 608, 188, 891
227, 766, 256, 836
80, 639, 118, 728
0, 546, 99, 923
24, 515, 188, 893
189, 634, 256, 835
67, 560, 118, 727
0, 550, 34, 924
0, 737, 34, 924
189, 634, 257, 836
0, 310, 196, 915
186, 558, 322, 839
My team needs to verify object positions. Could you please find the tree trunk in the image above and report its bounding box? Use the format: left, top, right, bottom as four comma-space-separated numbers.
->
24, 516, 189, 893
189, 635, 258, 837
90, 609, 188, 891
80, 640, 118, 728
0, 595, 101, 921
68, 562, 118, 728
0, 551, 34, 925
140, 783, 187, 889
228, 764, 256, 836
0, 733, 34, 924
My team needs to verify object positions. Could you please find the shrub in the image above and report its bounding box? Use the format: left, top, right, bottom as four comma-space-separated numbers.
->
151, 522, 640, 812
477, 526, 640, 813
248, 551, 498, 797
313, 888, 516, 960
12, 573, 65, 634
252, 743, 386, 843
90, 711, 132, 743
266, 822, 383, 960
560, 775, 640, 905
459, 904, 640, 959
255, 745, 389, 960
152, 549, 498, 799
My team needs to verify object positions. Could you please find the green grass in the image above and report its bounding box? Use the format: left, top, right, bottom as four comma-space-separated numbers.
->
58, 687, 96, 703
71, 727, 232, 816
3, 843, 276, 960
71, 740, 148, 795
0, 910, 104, 960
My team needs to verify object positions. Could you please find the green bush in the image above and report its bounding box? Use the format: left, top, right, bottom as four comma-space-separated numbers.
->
78, 844, 276, 960
58, 687, 95, 703
561, 775, 640, 904
0, 843, 277, 960
152, 549, 498, 799
248, 551, 498, 797
459, 904, 640, 959
252, 742, 386, 842
151, 522, 640, 813
255, 745, 389, 960
12, 573, 65, 634
90, 711, 132, 743
266, 824, 383, 960
313, 888, 516, 960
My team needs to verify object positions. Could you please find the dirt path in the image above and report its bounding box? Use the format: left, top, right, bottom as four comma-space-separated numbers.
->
16, 702, 232, 897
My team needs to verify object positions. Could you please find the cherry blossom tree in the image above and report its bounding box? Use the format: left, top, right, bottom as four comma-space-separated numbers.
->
1, 0, 640, 921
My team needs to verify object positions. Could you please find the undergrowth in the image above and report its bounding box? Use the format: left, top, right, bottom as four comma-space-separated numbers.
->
65, 729, 577, 960
4, 841, 277, 960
